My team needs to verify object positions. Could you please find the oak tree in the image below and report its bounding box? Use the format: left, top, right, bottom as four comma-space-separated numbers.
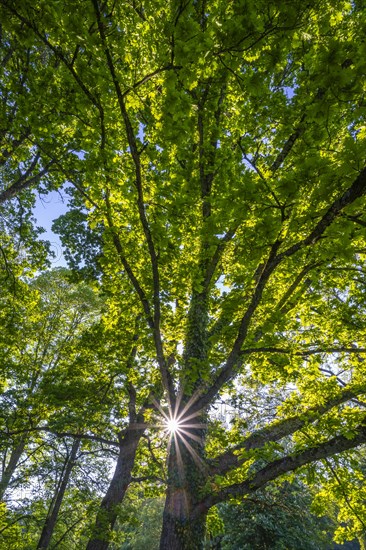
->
1, 0, 366, 548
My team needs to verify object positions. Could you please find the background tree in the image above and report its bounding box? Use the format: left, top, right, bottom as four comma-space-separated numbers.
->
0, 267, 163, 547
0, 269, 100, 499
0, 269, 131, 547
216, 481, 333, 550
312, 451, 366, 549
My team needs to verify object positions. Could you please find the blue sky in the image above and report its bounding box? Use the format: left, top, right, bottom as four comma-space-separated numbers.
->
33, 190, 69, 267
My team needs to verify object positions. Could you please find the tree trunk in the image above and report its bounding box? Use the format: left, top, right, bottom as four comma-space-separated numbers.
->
86, 427, 143, 550
160, 486, 207, 550
159, 414, 208, 550
0, 436, 27, 501
37, 437, 80, 549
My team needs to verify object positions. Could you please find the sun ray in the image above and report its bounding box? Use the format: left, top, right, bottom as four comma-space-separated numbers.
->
152, 398, 170, 423
175, 428, 202, 443
178, 432, 206, 470
173, 389, 184, 417
175, 390, 202, 422
177, 426, 201, 442
177, 409, 203, 424
173, 432, 185, 480
177, 423, 206, 430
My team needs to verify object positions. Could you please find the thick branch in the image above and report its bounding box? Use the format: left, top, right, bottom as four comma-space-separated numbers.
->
240, 346, 366, 357
92, 0, 174, 403
1, 427, 119, 448
196, 166, 366, 411
209, 387, 360, 476
194, 424, 366, 516
0, 157, 55, 204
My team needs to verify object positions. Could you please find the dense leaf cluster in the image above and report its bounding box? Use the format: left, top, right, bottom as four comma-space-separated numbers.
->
1, 0, 366, 548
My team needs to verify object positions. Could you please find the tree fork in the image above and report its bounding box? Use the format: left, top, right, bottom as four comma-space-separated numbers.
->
37, 438, 80, 549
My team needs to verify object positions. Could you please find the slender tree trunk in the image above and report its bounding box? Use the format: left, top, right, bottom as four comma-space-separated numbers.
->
0, 436, 27, 501
359, 533, 366, 550
86, 427, 144, 550
37, 438, 80, 549
159, 413, 208, 550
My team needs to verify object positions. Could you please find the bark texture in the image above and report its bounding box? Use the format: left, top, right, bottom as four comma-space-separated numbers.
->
37, 438, 80, 549
159, 413, 208, 550
0, 436, 27, 501
86, 427, 143, 550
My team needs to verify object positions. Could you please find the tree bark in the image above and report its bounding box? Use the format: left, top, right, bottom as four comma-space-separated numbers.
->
159, 413, 208, 550
160, 483, 207, 550
37, 437, 80, 549
86, 426, 144, 550
0, 436, 27, 501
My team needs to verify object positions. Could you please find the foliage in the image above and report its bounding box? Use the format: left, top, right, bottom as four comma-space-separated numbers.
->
115, 496, 164, 550
0, 269, 115, 546
216, 482, 333, 550
0, 502, 30, 549
311, 454, 366, 546
1, 0, 366, 548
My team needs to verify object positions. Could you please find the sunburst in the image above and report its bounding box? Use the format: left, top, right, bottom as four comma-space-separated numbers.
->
154, 391, 207, 446
165, 416, 181, 434
150, 392, 208, 513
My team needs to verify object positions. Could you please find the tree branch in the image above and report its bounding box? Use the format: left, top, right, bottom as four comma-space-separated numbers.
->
277, 165, 366, 261
269, 114, 306, 173
0, 156, 56, 204
342, 212, 366, 228
103, 194, 154, 327
274, 261, 321, 312
203, 226, 237, 290
240, 346, 366, 357
195, 238, 282, 411
122, 64, 180, 98
194, 424, 366, 517
0, 128, 31, 167
1, 427, 119, 448
92, 0, 175, 405
209, 387, 361, 476
195, 165, 366, 411
3, 3, 101, 112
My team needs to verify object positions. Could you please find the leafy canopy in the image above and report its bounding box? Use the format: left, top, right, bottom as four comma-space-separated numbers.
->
1, 0, 366, 547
